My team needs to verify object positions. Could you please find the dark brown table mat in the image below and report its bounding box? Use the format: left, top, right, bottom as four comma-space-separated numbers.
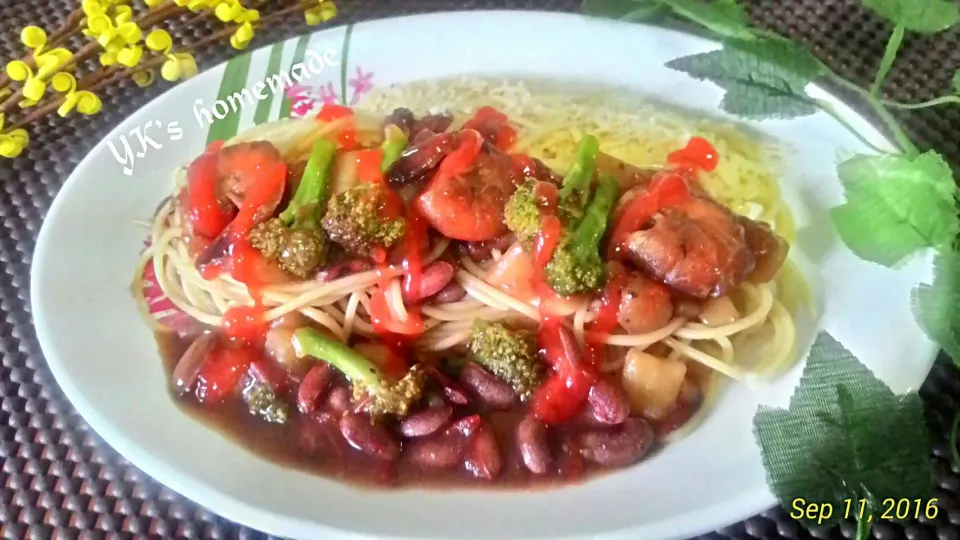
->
2, 0, 960, 538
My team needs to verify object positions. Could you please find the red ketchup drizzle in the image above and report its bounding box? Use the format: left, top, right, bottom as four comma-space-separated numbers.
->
584, 265, 628, 367
195, 345, 259, 404
370, 132, 486, 338
402, 206, 428, 305
355, 148, 386, 183
510, 154, 538, 177
316, 103, 357, 150
532, 320, 595, 425
527, 200, 596, 424
185, 150, 235, 240
436, 129, 484, 179
666, 136, 719, 174
607, 172, 691, 259
219, 160, 288, 344
367, 203, 433, 338
462, 106, 516, 151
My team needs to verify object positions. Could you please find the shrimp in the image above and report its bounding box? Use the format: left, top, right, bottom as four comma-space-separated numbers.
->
416, 144, 523, 242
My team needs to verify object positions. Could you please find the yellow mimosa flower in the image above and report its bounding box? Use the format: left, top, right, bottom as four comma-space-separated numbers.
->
0, 114, 29, 158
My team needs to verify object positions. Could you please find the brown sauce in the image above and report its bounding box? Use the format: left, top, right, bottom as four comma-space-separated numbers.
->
158, 331, 702, 490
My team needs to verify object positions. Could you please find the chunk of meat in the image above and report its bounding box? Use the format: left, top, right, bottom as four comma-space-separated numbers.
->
736, 216, 789, 284
217, 141, 284, 214
617, 272, 674, 334
612, 166, 789, 297
412, 114, 454, 139
416, 146, 523, 241
383, 108, 415, 133
625, 197, 754, 298
387, 132, 458, 187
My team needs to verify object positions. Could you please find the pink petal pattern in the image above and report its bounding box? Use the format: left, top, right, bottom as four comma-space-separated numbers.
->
140, 235, 203, 335
348, 67, 374, 105
319, 82, 339, 105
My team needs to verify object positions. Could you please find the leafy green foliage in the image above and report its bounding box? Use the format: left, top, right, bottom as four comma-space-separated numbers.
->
830, 151, 959, 267
658, 0, 753, 39
665, 37, 827, 119
862, 0, 960, 34
912, 250, 960, 364
953, 70, 960, 94
581, 0, 668, 21
754, 332, 933, 527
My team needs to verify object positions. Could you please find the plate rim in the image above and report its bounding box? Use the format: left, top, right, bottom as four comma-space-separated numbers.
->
30, 9, 941, 540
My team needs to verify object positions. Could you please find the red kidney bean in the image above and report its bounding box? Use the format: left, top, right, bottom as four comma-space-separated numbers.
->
407, 414, 481, 469
517, 415, 552, 475
400, 404, 453, 438
316, 259, 372, 282
407, 437, 463, 469
578, 418, 655, 467
248, 359, 291, 393
298, 411, 343, 458
427, 366, 471, 405
172, 333, 219, 395
461, 232, 517, 262
339, 412, 401, 461
450, 414, 483, 437
325, 386, 351, 416
388, 132, 459, 187
587, 379, 631, 425
459, 362, 516, 409
464, 424, 502, 480
297, 364, 334, 414
433, 282, 467, 304
402, 261, 456, 303
411, 113, 454, 138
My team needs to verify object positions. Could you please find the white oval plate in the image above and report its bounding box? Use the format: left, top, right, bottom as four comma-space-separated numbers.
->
31, 10, 938, 540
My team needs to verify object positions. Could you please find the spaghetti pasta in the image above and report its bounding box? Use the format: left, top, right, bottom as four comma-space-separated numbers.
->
135, 78, 806, 466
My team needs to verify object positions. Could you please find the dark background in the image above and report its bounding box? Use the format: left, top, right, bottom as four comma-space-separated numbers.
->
1, 0, 960, 538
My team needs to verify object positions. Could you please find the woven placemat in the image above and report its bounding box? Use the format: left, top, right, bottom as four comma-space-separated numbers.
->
2, 0, 959, 538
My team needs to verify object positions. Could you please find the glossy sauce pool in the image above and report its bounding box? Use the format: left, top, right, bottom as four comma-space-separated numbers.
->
158, 331, 702, 489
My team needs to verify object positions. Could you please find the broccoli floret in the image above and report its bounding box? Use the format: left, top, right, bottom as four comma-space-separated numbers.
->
242, 379, 290, 424
504, 178, 542, 246
249, 138, 337, 278
467, 321, 542, 399
249, 219, 328, 278
322, 183, 406, 257
545, 175, 620, 296
292, 328, 425, 419
556, 134, 600, 226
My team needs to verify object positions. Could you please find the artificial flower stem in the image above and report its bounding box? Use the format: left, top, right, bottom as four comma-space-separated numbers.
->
871, 25, 905, 97
883, 96, 960, 110
813, 99, 892, 155
867, 94, 919, 155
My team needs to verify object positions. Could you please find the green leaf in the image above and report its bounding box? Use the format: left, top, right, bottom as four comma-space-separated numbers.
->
830, 151, 959, 267
912, 249, 960, 364
862, 0, 960, 34
754, 332, 933, 527
953, 69, 960, 94
665, 37, 826, 120
719, 81, 818, 119
659, 0, 754, 39
581, 0, 668, 21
